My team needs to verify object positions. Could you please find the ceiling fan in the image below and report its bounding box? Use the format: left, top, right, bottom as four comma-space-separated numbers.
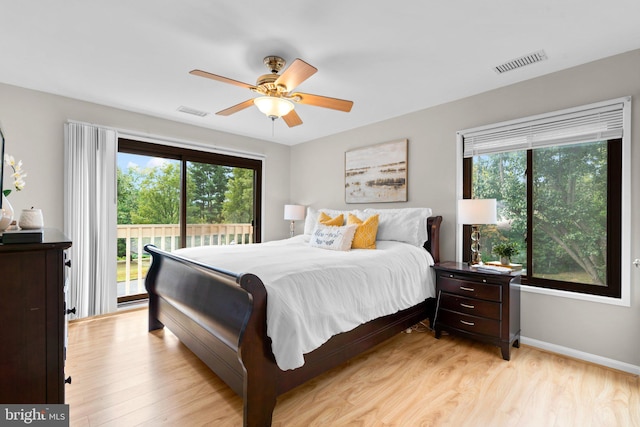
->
190, 56, 354, 127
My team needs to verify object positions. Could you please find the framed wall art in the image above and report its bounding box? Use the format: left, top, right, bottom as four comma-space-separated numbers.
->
345, 139, 407, 203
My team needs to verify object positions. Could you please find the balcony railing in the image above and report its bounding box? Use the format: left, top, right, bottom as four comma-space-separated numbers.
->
116, 223, 253, 298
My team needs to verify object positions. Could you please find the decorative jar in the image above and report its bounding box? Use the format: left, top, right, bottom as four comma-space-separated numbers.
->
19, 208, 44, 229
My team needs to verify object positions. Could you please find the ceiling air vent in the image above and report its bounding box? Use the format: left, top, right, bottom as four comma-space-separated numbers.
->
177, 106, 209, 117
493, 50, 548, 74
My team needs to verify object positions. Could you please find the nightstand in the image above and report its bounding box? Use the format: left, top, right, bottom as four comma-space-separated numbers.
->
432, 261, 521, 360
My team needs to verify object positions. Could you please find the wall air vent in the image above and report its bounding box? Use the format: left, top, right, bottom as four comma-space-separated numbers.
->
177, 106, 209, 117
493, 50, 548, 74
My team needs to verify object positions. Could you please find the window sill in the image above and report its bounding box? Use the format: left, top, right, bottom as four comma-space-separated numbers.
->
520, 284, 629, 307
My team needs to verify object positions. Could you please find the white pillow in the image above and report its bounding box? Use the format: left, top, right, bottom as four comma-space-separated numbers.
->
309, 224, 357, 251
304, 207, 349, 235
363, 208, 432, 247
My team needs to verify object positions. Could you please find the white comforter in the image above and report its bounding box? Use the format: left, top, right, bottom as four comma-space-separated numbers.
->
174, 235, 435, 370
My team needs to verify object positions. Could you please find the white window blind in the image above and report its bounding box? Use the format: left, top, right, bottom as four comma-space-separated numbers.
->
462, 98, 627, 158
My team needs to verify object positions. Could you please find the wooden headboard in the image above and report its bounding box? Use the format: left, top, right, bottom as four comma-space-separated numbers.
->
425, 216, 442, 264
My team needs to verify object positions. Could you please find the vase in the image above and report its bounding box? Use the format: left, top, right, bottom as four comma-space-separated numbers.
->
0, 194, 14, 231
500, 256, 510, 266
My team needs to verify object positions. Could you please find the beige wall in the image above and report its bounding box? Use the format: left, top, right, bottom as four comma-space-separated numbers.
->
291, 49, 640, 368
0, 82, 292, 242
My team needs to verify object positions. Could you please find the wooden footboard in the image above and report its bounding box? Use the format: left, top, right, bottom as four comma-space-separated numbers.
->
145, 245, 279, 426
144, 248, 258, 395
144, 215, 442, 426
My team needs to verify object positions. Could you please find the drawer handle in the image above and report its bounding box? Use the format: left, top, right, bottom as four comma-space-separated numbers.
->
460, 320, 475, 326
482, 279, 487, 283
459, 286, 475, 292
460, 303, 475, 309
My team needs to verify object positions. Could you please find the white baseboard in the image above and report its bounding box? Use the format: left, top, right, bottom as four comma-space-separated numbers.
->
520, 336, 640, 375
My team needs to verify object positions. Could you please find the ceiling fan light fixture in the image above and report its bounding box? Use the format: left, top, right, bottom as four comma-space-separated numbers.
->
254, 96, 294, 119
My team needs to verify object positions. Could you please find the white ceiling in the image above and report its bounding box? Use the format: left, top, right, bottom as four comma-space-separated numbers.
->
2, 1, 639, 146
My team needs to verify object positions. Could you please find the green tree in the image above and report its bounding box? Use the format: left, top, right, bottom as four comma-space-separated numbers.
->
222, 168, 254, 223
131, 161, 181, 224
117, 166, 142, 258
187, 163, 230, 224
117, 166, 139, 225
532, 142, 608, 284
472, 142, 608, 284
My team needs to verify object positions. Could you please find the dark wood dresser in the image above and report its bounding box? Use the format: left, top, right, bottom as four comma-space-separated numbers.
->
432, 261, 521, 360
0, 229, 72, 403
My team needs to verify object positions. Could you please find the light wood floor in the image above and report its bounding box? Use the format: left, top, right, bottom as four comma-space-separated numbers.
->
66, 307, 639, 427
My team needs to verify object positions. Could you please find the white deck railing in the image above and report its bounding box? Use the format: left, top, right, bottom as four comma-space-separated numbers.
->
116, 223, 253, 297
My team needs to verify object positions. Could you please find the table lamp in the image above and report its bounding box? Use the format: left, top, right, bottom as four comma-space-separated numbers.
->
457, 199, 497, 265
284, 204, 306, 237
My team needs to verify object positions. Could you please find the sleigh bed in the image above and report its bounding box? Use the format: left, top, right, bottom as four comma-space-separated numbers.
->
144, 212, 442, 427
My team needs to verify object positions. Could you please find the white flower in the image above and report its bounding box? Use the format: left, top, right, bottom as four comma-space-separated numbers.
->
14, 178, 26, 191
3, 154, 27, 196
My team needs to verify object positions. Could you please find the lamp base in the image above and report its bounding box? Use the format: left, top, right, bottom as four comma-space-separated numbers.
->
470, 225, 482, 265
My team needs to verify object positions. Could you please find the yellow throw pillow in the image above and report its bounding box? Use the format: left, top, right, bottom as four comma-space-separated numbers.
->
347, 213, 379, 249
318, 212, 344, 226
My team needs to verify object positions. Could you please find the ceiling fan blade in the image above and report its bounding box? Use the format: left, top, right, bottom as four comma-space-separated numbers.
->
275, 59, 317, 92
292, 92, 354, 112
282, 109, 303, 127
216, 99, 255, 116
190, 69, 256, 90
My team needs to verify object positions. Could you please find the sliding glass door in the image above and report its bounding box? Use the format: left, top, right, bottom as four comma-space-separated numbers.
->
116, 139, 262, 303
116, 152, 181, 302
185, 161, 256, 247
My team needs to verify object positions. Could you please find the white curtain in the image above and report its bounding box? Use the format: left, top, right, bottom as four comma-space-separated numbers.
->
64, 122, 117, 318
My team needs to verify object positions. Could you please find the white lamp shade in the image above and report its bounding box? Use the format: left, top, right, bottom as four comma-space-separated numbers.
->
254, 96, 294, 118
457, 199, 497, 225
284, 204, 306, 221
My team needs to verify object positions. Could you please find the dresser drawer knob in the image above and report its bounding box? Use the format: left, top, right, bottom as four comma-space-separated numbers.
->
460, 303, 475, 309
460, 320, 475, 326
449, 274, 454, 278
459, 286, 475, 292
482, 279, 487, 283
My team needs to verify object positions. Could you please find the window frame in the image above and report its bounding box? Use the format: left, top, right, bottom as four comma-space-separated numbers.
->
456, 97, 631, 306
461, 139, 621, 297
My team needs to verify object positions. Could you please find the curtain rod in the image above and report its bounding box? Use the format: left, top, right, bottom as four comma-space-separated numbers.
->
66, 120, 267, 161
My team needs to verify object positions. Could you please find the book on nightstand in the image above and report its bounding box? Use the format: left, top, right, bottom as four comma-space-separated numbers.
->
0, 229, 44, 244
472, 264, 513, 274
486, 260, 523, 271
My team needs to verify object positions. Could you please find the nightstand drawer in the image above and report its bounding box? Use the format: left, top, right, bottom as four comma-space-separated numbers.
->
438, 310, 500, 337
437, 276, 502, 302
433, 262, 521, 360
439, 293, 501, 320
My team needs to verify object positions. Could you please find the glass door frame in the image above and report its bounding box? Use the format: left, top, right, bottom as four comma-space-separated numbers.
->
117, 138, 263, 303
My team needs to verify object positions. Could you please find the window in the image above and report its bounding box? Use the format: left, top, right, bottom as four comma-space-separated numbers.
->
116, 138, 262, 303
459, 98, 629, 299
